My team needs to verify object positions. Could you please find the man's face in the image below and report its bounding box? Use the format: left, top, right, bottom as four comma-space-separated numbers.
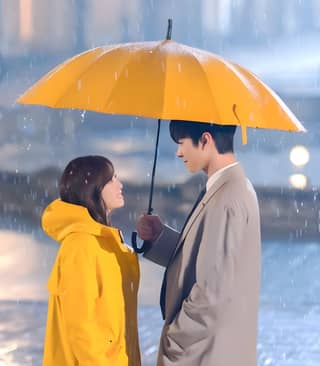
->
176, 137, 205, 173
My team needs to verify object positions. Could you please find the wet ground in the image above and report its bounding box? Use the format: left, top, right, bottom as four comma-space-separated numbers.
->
0, 240, 319, 366
0, 300, 319, 366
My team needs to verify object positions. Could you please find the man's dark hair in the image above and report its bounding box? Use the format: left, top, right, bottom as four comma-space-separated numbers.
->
59, 155, 114, 225
169, 120, 237, 154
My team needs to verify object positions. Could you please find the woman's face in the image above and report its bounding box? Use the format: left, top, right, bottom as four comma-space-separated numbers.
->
101, 174, 124, 213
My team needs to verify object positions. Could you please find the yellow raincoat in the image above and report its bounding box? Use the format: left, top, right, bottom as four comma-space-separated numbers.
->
41, 199, 141, 366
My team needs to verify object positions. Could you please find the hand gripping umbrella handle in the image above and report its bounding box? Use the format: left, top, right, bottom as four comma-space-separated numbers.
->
131, 232, 152, 254
131, 119, 161, 253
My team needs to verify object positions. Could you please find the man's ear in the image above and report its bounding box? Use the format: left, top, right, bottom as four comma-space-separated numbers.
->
200, 132, 212, 147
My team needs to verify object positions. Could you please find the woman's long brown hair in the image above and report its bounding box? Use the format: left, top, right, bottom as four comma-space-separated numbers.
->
59, 155, 114, 225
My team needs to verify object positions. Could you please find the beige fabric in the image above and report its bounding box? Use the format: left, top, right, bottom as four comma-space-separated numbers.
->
144, 164, 261, 366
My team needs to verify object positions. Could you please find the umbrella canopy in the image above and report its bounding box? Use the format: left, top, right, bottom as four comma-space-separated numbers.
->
17, 39, 305, 144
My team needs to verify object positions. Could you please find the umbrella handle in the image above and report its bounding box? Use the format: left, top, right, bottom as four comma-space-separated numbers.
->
131, 231, 151, 254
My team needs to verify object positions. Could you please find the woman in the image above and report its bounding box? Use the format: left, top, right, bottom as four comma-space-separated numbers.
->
42, 155, 141, 366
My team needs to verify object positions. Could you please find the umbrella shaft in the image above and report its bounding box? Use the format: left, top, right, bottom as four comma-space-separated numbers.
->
148, 119, 161, 214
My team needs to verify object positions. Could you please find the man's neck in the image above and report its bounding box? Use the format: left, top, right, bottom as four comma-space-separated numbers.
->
206, 153, 237, 177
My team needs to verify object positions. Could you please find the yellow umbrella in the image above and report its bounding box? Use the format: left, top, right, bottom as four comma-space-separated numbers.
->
17, 23, 305, 142
17, 19, 305, 251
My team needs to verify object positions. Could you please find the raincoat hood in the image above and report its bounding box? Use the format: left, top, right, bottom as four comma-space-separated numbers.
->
42, 199, 118, 243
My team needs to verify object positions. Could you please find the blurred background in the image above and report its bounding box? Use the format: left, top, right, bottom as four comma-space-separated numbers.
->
1, 0, 320, 187
0, 1, 319, 365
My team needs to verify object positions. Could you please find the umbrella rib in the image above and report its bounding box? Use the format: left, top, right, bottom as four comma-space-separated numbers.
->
160, 43, 169, 118
101, 51, 137, 113
245, 69, 306, 132
175, 42, 228, 123
53, 45, 123, 109
190, 52, 222, 123
102, 41, 167, 116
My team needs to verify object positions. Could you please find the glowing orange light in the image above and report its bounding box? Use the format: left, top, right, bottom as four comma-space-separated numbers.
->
20, 0, 33, 41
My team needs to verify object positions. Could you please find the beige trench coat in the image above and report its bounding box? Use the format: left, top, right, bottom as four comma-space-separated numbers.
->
144, 164, 261, 366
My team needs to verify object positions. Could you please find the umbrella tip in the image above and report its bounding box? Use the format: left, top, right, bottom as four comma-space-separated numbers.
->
166, 18, 173, 40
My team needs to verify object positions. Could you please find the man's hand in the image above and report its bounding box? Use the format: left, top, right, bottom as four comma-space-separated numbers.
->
137, 214, 164, 242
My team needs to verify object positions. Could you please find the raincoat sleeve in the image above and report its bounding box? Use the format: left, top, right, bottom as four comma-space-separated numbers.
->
159, 203, 245, 366
58, 233, 110, 366
143, 224, 180, 267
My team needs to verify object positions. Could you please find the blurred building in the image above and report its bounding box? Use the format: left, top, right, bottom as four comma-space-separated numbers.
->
0, 0, 320, 187
0, 0, 143, 57
2, 0, 320, 56
202, 0, 320, 42
0, 0, 76, 56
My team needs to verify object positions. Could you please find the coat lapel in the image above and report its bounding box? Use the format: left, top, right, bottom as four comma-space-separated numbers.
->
173, 164, 245, 257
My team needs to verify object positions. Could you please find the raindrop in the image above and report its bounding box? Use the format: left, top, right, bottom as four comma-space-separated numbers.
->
264, 357, 273, 365
182, 100, 187, 109
80, 110, 86, 123
77, 80, 82, 90
114, 71, 118, 80
177, 63, 181, 72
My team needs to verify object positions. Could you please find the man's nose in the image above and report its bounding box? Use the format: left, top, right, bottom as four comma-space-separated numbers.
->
176, 146, 183, 158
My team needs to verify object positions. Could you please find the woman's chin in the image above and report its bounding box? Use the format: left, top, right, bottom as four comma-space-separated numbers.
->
118, 198, 125, 207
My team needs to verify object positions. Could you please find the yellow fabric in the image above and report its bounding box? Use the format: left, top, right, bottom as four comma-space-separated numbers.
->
18, 40, 305, 135
41, 199, 141, 366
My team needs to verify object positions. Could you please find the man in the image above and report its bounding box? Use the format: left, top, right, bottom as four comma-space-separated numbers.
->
137, 120, 261, 366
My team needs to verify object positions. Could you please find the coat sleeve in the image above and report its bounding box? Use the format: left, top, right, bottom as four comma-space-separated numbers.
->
58, 234, 111, 366
159, 203, 246, 366
143, 225, 180, 267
